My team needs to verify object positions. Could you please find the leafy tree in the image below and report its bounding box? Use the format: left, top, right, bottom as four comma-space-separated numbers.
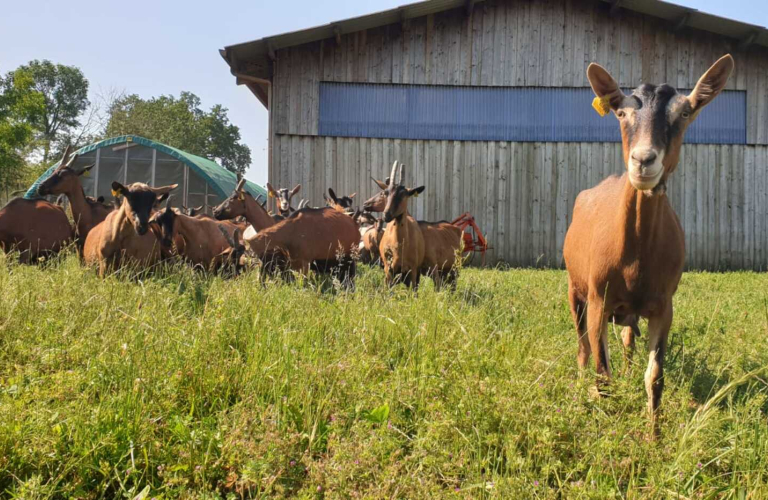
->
16, 60, 90, 162
106, 92, 252, 175
0, 69, 45, 190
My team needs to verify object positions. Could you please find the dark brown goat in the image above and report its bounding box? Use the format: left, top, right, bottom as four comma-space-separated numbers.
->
563, 55, 734, 435
213, 179, 275, 234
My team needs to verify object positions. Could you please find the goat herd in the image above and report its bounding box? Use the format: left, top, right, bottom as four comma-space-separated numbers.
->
0, 55, 735, 435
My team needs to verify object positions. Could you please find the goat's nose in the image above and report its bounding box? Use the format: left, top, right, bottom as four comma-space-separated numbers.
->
632, 149, 658, 166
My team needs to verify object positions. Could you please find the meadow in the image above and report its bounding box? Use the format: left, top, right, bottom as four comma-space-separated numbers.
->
1, 253, 767, 499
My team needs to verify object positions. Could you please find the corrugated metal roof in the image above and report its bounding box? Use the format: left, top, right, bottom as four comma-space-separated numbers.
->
221, 0, 768, 87
25, 136, 266, 200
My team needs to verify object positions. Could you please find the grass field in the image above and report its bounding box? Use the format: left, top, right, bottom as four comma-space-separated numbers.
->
1, 253, 767, 499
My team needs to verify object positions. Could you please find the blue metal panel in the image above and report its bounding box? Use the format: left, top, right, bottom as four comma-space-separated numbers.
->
318, 83, 746, 145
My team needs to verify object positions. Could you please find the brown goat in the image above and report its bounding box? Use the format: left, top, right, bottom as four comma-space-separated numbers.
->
213, 179, 276, 234
563, 55, 734, 435
83, 182, 177, 277
150, 198, 242, 272
247, 203, 360, 285
0, 198, 72, 263
38, 146, 113, 247
365, 175, 462, 289
378, 162, 425, 289
353, 211, 383, 266
267, 182, 301, 217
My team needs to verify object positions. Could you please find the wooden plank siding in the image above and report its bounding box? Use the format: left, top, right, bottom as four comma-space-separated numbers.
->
271, 0, 768, 141
264, 0, 768, 270
270, 136, 768, 270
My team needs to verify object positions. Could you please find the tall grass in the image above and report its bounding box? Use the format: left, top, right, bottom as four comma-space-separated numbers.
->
1, 253, 767, 498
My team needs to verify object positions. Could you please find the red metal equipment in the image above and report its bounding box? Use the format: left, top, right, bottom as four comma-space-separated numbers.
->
451, 212, 491, 265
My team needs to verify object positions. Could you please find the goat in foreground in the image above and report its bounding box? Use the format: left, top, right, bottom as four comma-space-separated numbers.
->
564, 54, 734, 436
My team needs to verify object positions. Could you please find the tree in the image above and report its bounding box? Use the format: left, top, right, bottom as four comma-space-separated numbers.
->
0, 69, 45, 190
106, 92, 252, 175
17, 60, 89, 162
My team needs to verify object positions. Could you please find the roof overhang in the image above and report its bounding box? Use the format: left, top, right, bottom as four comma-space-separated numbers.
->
220, 0, 768, 108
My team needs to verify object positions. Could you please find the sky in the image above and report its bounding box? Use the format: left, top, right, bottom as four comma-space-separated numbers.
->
2, 0, 764, 186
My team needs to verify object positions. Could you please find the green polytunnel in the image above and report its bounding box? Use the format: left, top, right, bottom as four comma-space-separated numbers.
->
25, 135, 266, 213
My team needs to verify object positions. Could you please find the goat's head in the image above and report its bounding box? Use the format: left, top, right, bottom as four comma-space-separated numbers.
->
382, 162, 424, 223
149, 196, 179, 249
267, 182, 301, 216
112, 181, 177, 235
213, 178, 248, 220
183, 205, 204, 217
327, 188, 356, 211
363, 176, 393, 213
38, 145, 94, 196
587, 54, 734, 192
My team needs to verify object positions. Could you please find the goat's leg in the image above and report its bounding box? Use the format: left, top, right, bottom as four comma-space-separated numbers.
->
621, 319, 640, 375
569, 282, 590, 371
431, 268, 443, 292
586, 293, 611, 390
646, 304, 672, 439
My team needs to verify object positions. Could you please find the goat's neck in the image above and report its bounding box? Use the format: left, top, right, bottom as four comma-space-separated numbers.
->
245, 196, 275, 231
390, 212, 415, 240
112, 203, 136, 241
64, 184, 93, 236
617, 177, 665, 260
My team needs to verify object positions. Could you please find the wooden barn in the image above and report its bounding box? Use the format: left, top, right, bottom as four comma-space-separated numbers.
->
220, 0, 768, 270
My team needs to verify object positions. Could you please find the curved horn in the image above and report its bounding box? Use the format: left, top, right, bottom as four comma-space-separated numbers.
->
398, 163, 405, 186
389, 161, 399, 188
165, 195, 174, 210
236, 178, 246, 191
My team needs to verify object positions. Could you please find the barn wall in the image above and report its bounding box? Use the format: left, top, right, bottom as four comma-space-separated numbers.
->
271, 0, 768, 144
272, 135, 768, 271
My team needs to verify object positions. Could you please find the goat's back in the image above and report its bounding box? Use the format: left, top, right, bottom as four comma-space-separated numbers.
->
418, 221, 462, 271
0, 198, 72, 258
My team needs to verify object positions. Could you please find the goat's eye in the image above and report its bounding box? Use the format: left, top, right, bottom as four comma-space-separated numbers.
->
616, 110, 626, 119
681, 111, 690, 119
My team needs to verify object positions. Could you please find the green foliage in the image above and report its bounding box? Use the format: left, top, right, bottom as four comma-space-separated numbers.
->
14, 60, 89, 161
1, 256, 767, 498
106, 92, 252, 175
0, 69, 45, 189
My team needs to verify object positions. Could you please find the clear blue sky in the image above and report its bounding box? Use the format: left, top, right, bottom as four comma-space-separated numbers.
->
2, 0, 764, 186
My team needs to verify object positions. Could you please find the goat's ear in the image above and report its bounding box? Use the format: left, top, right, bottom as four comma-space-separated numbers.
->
290, 184, 302, 197
688, 54, 734, 114
587, 63, 625, 110
111, 181, 127, 198
328, 188, 339, 203
156, 192, 171, 206
349, 192, 356, 199
97, 196, 105, 203
408, 186, 426, 197
266, 182, 277, 198
78, 164, 95, 177
372, 178, 389, 191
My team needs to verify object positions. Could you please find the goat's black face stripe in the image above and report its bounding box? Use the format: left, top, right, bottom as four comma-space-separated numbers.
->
629, 84, 679, 151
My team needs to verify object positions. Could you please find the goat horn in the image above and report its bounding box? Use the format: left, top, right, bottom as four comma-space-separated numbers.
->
389, 161, 399, 187
165, 195, 173, 209
398, 163, 405, 186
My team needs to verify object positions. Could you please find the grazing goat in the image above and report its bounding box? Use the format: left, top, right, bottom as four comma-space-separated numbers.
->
83, 182, 177, 277
267, 182, 301, 217
38, 146, 113, 247
150, 197, 243, 272
563, 54, 734, 435
378, 162, 425, 289
0, 198, 72, 263
246, 202, 360, 285
354, 210, 384, 266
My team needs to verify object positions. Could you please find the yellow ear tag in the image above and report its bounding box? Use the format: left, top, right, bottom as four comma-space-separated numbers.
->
238, 192, 245, 201
111, 189, 120, 198
82, 170, 91, 178
413, 192, 420, 198
592, 96, 611, 117
268, 191, 274, 198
